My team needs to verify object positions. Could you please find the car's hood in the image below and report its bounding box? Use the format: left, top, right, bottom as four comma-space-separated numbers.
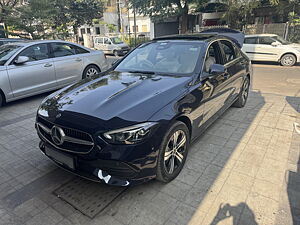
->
39, 71, 191, 127
115, 43, 129, 48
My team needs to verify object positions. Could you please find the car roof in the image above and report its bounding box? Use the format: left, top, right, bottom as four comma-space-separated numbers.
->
245, 34, 277, 37
153, 33, 217, 42
3, 40, 84, 47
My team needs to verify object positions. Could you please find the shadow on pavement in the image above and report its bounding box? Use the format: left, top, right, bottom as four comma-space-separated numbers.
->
285, 96, 300, 225
209, 203, 258, 225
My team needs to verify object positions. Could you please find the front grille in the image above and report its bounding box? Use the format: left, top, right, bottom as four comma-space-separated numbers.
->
36, 117, 94, 154
121, 46, 129, 50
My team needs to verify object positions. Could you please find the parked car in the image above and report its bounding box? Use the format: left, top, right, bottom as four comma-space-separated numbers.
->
36, 31, 252, 186
0, 38, 26, 46
94, 36, 130, 56
0, 40, 109, 106
242, 34, 300, 66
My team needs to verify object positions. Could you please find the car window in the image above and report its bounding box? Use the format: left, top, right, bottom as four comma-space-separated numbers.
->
74, 46, 89, 54
0, 44, 22, 65
116, 41, 203, 75
204, 42, 219, 73
51, 43, 76, 57
259, 37, 274, 45
96, 38, 103, 44
104, 38, 111, 45
244, 37, 258, 44
19, 44, 50, 62
220, 40, 236, 63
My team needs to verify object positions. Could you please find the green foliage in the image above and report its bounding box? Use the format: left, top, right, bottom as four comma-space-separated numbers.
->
4, 0, 105, 39
220, 0, 260, 30
128, 0, 207, 33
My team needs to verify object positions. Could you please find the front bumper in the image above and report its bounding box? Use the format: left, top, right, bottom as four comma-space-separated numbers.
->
36, 118, 164, 186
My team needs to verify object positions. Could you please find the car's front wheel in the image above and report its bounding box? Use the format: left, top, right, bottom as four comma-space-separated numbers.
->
82, 65, 100, 79
280, 54, 296, 66
113, 50, 119, 57
156, 121, 190, 183
0, 93, 4, 107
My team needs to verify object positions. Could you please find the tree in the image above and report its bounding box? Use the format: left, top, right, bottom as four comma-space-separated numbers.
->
5, 0, 105, 39
220, 0, 260, 30
128, 0, 206, 34
0, 0, 22, 36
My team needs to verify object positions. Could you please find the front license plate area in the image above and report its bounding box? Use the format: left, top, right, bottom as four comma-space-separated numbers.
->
45, 147, 75, 170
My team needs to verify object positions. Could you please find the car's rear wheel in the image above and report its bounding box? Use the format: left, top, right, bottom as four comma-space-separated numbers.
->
83, 65, 100, 79
156, 121, 190, 183
280, 54, 296, 66
232, 76, 250, 108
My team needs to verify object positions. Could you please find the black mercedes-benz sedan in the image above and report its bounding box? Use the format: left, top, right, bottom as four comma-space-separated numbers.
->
36, 30, 252, 186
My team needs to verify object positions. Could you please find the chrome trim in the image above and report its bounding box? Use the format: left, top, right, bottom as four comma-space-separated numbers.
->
36, 122, 94, 154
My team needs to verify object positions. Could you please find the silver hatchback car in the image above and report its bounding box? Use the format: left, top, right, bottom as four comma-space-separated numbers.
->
0, 40, 109, 106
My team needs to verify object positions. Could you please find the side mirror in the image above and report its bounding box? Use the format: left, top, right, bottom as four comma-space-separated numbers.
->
209, 64, 225, 76
15, 56, 29, 64
271, 42, 280, 47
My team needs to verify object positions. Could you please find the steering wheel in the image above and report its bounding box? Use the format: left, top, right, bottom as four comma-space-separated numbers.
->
139, 60, 154, 69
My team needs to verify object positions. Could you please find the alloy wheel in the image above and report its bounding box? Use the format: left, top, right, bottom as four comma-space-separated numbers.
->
281, 54, 296, 66
86, 68, 98, 78
242, 78, 249, 104
164, 130, 187, 174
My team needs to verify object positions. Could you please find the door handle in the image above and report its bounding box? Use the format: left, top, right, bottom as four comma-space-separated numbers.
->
75, 58, 82, 62
44, 63, 52, 67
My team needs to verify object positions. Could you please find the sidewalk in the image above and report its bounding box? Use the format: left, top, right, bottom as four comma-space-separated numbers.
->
0, 91, 299, 225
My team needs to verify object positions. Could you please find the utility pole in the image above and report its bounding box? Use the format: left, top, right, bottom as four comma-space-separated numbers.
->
117, 0, 122, 33
133, 4, 137, 46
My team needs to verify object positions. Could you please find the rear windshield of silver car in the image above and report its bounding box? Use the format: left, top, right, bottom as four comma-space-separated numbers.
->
115, 41, 204, 75
0, 45, 22, 65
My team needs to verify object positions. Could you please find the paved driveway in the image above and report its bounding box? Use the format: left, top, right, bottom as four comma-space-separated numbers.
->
0, 63, 299, 225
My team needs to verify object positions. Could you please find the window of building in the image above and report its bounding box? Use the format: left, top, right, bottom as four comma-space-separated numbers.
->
132, 25, 138, 32
142, 25, 147, 32
80, 28, 86, 35
87, 28, 91, 34
95, 27, 100, 35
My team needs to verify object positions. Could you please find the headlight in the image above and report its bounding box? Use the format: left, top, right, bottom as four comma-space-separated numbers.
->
102, 122, 158, 144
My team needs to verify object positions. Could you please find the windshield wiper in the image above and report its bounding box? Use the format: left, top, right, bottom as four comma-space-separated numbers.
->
128, 70, 155, 75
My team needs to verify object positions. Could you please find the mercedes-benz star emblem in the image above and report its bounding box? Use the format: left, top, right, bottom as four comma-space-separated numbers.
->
51, 126, 65, 146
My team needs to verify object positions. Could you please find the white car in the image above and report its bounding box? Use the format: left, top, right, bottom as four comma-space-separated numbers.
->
0, 40, 109, 106
242, 34, 300, 66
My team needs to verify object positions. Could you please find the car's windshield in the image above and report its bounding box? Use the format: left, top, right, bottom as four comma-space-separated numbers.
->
272, 35, 290, 45
0, 44, 22, 65
111, 37, 124, 44
115, 41, 203, 75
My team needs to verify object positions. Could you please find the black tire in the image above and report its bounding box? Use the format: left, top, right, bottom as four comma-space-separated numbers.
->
113, 50, 119, 57
0, 93, 3, 107
280, 54, 296, 66
232, 76, 250, 108
82, 65, 100, 79
156, 121, 190, 183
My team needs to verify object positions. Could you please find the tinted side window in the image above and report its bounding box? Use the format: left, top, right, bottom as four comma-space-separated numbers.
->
51, 43, 76, 57
74, 46, 89, 54
19, 44, 50, 62
220, 40, 236, 63
204, 41, 222, 73
104, 38, 111, 44
259, 37, 274, 45
244, 37, 258, 44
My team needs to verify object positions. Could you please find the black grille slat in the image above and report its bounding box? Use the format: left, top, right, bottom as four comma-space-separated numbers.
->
37, 117, 94, 154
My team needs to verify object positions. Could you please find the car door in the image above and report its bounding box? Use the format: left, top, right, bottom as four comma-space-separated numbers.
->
242, 36, 260, 60
94, 37, 104, 50
196, 41, 228, 130
6, 43, 56, 97
104, 38, 113, 53
50, 42, 84, 87
219, 40, 245, 108
255, 36, 280, 61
